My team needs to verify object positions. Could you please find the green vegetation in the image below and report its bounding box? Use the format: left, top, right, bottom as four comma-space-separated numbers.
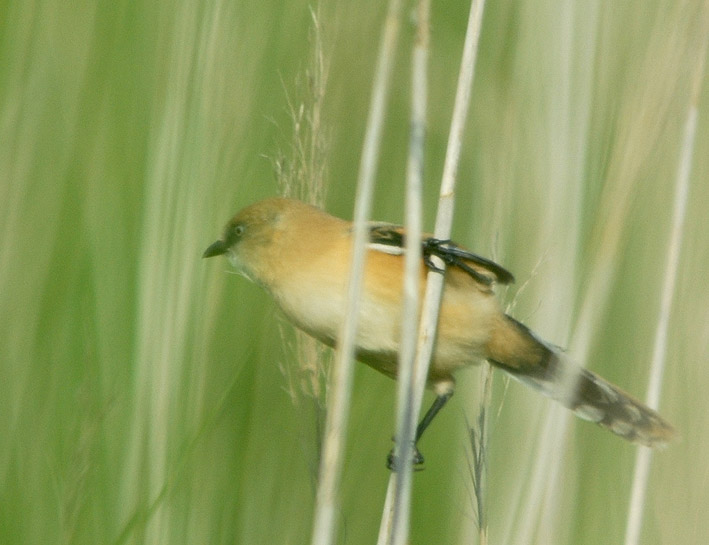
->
1, 1, 707, 544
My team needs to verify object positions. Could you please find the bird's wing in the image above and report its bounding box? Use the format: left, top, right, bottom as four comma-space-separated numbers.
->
366, 222, 515, 286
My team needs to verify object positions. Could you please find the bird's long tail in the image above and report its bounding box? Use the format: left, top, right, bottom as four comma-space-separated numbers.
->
486, 315, 676, 447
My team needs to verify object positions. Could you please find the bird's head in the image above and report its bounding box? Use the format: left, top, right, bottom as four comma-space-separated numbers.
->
203, 198, 327, 285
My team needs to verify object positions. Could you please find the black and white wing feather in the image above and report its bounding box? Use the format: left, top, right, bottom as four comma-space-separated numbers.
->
366, 223, 514, 286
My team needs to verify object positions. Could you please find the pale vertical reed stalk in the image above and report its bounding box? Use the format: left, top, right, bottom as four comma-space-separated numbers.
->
378, 1, 487, 544
411, 0, 486, 454
310, 0, 403, 543
386, 0, 429, 544
623, 43, 705, 545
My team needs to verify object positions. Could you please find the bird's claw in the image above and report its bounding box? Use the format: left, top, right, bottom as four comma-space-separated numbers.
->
386, 446, 425, 471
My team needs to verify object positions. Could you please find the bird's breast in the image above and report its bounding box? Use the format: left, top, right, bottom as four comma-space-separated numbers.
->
273, 269, 402, 356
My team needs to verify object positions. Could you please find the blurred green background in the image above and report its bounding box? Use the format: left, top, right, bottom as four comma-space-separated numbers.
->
1, 1, 708, 544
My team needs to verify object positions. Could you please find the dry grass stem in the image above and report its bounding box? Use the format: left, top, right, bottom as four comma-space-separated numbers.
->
311, 1, 403, 543
382, 1, 487, 543
385, 0, 430, 544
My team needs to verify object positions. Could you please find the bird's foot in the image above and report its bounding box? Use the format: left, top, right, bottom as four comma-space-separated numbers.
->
386, 445, 425, 471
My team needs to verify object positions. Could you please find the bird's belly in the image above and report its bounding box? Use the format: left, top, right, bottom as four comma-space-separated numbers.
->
274, 281, 401, 353
273, 272, 498, 383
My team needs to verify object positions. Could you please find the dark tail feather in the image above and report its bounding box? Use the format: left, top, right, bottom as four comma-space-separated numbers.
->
487, 315, 676, 447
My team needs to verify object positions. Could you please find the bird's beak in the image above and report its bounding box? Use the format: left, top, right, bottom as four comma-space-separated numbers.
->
203, 240, 228, 258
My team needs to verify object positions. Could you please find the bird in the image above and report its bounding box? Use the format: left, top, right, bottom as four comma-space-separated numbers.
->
203, 197, 676, 467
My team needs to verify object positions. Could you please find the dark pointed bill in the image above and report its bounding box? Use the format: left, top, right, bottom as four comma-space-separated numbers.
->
203, 240, 228, 258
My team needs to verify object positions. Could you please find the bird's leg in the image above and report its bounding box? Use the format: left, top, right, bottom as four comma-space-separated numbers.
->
414, 392, 452, 443
386, 393, 453, 471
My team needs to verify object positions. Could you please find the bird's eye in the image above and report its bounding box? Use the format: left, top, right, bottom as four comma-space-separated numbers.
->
224, 223, 245, 245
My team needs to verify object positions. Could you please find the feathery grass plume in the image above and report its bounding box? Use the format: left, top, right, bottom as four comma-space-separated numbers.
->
464, 261, 539, 545
276, 5, 330, 207
467, 361, 493, 545
275, 4, 332, 483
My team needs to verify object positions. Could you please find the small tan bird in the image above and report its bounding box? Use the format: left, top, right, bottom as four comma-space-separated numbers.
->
204, 198, 675, 465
